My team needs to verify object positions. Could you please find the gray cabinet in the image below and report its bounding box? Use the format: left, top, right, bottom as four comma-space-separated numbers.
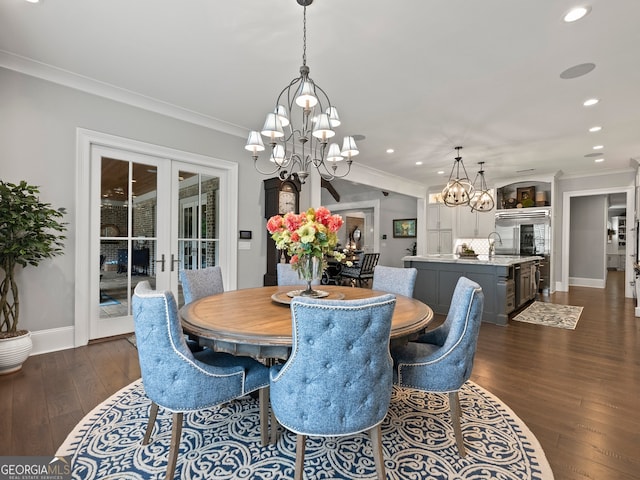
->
405, 255, 540, 325
515, 261, 536, 307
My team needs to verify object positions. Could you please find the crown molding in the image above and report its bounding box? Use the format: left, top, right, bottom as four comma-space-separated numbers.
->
0, 49, 247, 138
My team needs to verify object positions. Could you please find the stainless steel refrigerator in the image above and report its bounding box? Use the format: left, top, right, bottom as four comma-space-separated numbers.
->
494, 208, 551, 292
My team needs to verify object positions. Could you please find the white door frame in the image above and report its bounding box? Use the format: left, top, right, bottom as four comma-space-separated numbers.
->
560, 186, 634, 297
75, 128, 238, 346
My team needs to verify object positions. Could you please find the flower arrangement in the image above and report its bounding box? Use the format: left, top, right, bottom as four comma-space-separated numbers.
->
266, 207, 348, 275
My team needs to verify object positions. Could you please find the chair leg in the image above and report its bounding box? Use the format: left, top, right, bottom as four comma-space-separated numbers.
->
259, 386, 270, 446
270, 405, 279, 444
449, 391, 466, 457
369, 424, 387, 480
142, 402, 159, 445
294, 434, 306, 480
165, 412, 183, 480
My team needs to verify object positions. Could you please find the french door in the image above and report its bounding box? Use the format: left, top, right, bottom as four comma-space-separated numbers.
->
90, 146, 226, 340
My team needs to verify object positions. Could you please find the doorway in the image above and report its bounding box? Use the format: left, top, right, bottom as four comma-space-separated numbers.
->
75, 129, 238, 345
561, 186, 635, 298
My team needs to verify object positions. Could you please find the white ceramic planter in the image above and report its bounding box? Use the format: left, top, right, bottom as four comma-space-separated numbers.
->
0, 331, 33, 375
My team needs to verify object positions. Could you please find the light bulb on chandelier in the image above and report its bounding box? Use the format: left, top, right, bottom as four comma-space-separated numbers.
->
244, 0, 358, 183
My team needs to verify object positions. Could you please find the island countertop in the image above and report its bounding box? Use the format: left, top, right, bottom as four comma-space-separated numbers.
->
402, 254, 542, 266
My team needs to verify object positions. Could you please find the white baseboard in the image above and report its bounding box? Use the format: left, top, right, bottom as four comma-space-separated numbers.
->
555, 281, 568, 292
569, 277, 606, 289
30, 326, 76, 355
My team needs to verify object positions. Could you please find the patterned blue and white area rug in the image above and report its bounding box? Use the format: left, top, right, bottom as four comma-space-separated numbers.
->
57, 379, 553, 479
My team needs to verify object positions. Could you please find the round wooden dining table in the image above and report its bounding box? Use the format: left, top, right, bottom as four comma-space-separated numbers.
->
180, 285, 433, 445
179, 285, 434, 361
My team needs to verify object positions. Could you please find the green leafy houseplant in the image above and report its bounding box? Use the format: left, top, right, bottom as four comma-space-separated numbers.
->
0, 181, 66, 338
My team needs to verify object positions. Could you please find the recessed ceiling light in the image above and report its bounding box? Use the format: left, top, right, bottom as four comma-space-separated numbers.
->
563, 6, 591, 23
386, 148, 395, 154
437, 170, 445, 175
589, 126, 602, 132
24, 0, 42, 3
593, 145, 604, 150
415, 161, 423, 165
595, 158, 605, 163
583, 98, 599, 106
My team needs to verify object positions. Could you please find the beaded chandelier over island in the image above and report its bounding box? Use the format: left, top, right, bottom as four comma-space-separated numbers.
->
244, 0, 358, 184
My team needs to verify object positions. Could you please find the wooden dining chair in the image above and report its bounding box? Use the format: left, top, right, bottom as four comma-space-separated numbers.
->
339, 252, 380, 287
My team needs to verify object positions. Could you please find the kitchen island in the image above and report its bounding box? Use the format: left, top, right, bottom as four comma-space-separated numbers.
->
403, 254, 541, 325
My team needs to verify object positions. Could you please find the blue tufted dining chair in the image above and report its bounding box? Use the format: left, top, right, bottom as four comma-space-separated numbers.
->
180, 266, 224, 304
276, 262, 320, 286
390, 276, 484, 457
372, 265, 418, 297
270, 294, 396, 480
132, 281, 270, 480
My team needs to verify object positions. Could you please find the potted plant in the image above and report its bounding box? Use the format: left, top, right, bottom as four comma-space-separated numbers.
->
0, 180, 66, 374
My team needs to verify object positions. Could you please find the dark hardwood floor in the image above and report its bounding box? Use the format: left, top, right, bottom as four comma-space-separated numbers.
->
1, 271, 638, 479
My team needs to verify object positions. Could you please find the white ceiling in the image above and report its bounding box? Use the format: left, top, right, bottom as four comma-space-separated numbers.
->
2, 0, 639, 188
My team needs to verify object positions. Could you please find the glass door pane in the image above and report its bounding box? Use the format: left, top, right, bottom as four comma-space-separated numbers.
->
176, 171, 220, 306
97, 154, 158, 336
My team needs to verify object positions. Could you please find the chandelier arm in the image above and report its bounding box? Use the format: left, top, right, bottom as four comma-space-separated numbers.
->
315, 159, 352, 181
252, 157, 292, 177
311, 83, 332, 110
276, 76, 303, 109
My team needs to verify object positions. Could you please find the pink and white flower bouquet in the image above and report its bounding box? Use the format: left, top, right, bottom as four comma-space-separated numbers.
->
266, 207, 348, 276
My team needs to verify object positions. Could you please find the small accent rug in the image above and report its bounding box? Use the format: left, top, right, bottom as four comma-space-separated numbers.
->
513, 301, 583, 330
57, 379, 553, 479
99, 294, 120, 307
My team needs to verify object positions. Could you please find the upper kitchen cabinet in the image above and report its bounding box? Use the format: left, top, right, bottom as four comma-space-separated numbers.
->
427, 193, 453, 254
456, 190, 496, 238
496, 180, 552, 210
427, 193, 453, 230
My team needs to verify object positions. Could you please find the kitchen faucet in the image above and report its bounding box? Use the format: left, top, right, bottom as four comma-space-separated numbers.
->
488, 231, 503, 257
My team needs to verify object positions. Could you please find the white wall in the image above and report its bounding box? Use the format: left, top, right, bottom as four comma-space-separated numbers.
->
0, 67, 267, 337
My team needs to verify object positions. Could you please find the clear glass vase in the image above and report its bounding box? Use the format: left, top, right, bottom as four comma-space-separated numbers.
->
296, 254, 323, 296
